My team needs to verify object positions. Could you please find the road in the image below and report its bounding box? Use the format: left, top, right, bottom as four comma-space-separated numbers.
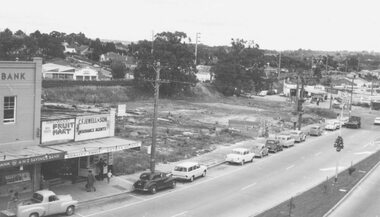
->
328, 142, 380, 217
72, 123, 380, 217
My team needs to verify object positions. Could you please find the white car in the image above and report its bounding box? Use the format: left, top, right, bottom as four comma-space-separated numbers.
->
289, 130, 307, 142
172, 162, 207, 182
325, 120, 340, 131
276, 135, 295, 148
258, 90, 268, 96
374, 117, 380, 125
226, 148, 255, 165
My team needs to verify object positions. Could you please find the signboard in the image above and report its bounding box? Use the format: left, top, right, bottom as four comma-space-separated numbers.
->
5, 172, 31, 184
117, 104, 126, 117
64, 143, 140, 159
75, 114, 112, 141
0, 152, 65, 169
41, 119, 75, 143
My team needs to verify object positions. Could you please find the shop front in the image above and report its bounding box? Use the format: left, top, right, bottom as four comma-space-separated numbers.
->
47, 137, 141, 181
0, 146, 65, 197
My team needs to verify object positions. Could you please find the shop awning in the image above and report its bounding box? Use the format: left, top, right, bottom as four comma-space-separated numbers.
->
0, 146, 65, 169
49, 137, 141, 159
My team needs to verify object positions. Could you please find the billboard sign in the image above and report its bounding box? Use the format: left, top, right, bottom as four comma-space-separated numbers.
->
75, 114, 112, 141
41, 119, 75, 143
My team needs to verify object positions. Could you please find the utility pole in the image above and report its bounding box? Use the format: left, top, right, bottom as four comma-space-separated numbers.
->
294, 74, 300, 130
349, 76, 355, 117
277, 52, 282, 79
298, 75, 304, 130
150, 63, 161, 173
329, 82, 333, 109
194, 32, 200, 65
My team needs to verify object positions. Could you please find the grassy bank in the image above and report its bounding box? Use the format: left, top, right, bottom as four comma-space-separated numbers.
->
255, 150, 380, 217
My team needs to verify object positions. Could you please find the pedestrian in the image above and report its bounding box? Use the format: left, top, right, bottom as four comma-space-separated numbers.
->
107, 169, 112, 184
316, 98, 320, 106
86, 170, 96, 192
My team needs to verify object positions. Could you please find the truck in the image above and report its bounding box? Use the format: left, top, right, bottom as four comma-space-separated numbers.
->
0, 190, 78, 217
344, 116, 361, 129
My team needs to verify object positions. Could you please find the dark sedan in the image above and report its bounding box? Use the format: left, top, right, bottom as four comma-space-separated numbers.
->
133, 171, 176, 194
265, 139, 283, 153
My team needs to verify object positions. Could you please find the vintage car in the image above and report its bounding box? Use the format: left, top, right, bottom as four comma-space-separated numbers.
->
374, 117, 380, 125
0, 190, 78, 217
324, 120, 340, 131
133, 171, 176, 194
289, 130, 307, 143
309, 126, 323, 136
252, 143, 269, 158
275, 134, 295, 148
172, 162, 207, 182
265, 139, 283, 153
225, 148, 255, 165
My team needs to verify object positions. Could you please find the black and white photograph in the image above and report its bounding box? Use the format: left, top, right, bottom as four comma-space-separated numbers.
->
1, 0, 380, 216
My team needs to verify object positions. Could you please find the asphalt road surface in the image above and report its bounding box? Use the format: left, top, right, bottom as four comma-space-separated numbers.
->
72, 123, 380, 217
328, 150, 380, 217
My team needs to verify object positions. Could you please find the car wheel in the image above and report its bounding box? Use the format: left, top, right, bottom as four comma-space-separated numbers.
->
171, 180, 176, 188
149, 185, 157, 194
190, 176, 195, 182
252, 157, 255, 162
66, 205, 75, 216
202, 170, 207, 177
241, 160, 245, 166
30, 213, 39, 217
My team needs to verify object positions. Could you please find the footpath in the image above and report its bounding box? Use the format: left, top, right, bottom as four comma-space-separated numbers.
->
0, 124, 319, 210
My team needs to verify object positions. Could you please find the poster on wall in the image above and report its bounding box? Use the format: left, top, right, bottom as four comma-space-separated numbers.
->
5, 172, 31, 184
75, 114, 111, 141
41, 119, 75, 143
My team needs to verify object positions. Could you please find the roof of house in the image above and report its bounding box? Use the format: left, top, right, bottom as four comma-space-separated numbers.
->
42, 63, 76, 73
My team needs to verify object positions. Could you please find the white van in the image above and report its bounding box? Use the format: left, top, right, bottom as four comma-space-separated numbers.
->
275, 135, 295, 148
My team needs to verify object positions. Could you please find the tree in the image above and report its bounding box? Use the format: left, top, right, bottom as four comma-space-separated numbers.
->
110, 60, 127, 79
212, 39, 265, 96
131, 31, 197, 96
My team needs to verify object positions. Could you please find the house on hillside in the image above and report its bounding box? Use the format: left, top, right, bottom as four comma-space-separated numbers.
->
42, 63, 76, 80
75, 67, 98, 81
62, 42, 77, 54
99, 52, 126, 63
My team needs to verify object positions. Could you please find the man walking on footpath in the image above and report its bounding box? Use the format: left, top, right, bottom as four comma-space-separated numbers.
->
86, 170, 96, 192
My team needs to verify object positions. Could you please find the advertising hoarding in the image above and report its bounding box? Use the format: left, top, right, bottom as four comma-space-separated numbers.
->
41, 119, 75, 143
75, 114, 112, 141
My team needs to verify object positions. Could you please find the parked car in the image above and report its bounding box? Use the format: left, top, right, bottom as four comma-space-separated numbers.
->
252, 143, 269, 158
265, 139, 283, 153
226, 148, 255, 165
1, 190, 78, 217
344, 116, 361, 129
289, 130, 307, 142
258, 90, 268, 96
133, 171, 176, 194
374, 117, 380, 125
276, 134, 295, 148
324, 120, 340, 131
172, 162, 207, 182
309, 126, 323, 136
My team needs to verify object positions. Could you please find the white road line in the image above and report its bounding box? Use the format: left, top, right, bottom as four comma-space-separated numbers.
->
315, 152, 322, 156
171, 211, 188, 217
354, 151, 374, 155
363, 143, 370, 148
241, 182, 257, 191
286, 165, 295, 170
81, 164, 249, 217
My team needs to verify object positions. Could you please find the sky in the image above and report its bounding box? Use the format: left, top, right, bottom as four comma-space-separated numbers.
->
1, 0, 380, 52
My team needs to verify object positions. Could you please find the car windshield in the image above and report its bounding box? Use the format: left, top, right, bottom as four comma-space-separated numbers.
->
266, 140, 275, 145
32, 193, 43, 203
232, 150, 243, 154
174, 166, 187, 172
290, 132, 298, 135
139, 173, 151, 180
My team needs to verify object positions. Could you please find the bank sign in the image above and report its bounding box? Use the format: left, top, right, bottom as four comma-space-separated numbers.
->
41, 119, 76, 143
0, 152, 65, 169
75, 114, 111, 141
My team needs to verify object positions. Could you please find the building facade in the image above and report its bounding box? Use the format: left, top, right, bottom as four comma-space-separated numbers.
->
0, 58, 66, 196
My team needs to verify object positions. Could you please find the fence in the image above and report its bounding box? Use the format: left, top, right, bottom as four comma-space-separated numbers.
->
42, 79, 134, 88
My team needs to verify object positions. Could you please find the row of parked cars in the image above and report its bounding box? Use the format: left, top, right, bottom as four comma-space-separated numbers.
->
132, 121, 346, 195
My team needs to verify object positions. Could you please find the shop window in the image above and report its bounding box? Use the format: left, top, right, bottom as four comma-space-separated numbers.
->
91, 76, 97, 80
76, 76, 83, 81
4, 96, 16, 123
80, 157, 88, 169
84, 76, 90, 81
